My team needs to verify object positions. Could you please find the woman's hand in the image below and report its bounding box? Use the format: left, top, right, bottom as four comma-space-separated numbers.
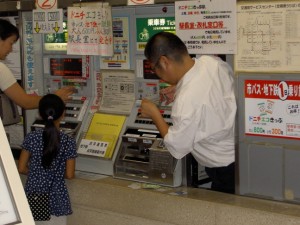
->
54, 86, 76, 102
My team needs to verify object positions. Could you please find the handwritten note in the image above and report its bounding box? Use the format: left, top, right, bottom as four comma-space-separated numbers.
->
67, 6, 113, 56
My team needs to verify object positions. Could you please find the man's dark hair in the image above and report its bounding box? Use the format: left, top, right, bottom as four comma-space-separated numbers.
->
144, 32, 188, 65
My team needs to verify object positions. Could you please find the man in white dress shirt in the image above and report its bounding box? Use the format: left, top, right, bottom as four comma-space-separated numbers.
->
140, 32, 237, 194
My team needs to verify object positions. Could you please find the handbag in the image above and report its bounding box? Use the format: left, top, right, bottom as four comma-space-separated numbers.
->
27, 192, 51, 221
0, 91, 21, 125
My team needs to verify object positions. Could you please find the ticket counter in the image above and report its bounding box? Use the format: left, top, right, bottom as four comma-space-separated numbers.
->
66, 176, 300, 225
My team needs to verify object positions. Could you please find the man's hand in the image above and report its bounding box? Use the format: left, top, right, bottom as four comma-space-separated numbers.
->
140, 98, 169, 138
54, 86, 75, 102
140, 99, 160, 118
160, 85, 175, 105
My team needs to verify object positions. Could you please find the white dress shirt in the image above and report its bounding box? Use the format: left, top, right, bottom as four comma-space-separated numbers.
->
164, 55, 237, 167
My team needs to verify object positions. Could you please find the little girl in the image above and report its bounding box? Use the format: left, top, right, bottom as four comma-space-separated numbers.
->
18, 94, 77, 225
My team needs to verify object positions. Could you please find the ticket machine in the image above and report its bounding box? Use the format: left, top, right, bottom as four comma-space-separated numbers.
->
113, 75, 183, 187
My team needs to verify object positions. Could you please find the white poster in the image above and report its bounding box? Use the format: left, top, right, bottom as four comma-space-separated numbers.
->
32, 9, 63, 34
99, 70, 135, 115
236, 1, 300, 72
245, 79, 300, 139
175, 0, 237, 54
67, 6, 113, 56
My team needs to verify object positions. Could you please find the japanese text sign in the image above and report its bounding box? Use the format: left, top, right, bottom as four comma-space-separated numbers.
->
245, 80, 300, 140
136, 17, 175, 51
67, 6, 113, 56
32, 9, 63, 34
175, 0, 237, 54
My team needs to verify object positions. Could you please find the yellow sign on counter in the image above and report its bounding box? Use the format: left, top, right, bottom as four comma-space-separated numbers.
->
78, 113, 126, 159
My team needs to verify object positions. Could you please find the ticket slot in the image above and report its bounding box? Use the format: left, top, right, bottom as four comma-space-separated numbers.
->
31, 119, 81, 137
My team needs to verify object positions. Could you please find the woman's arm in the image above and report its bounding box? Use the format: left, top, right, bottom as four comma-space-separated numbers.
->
4, 83, 75, 109
65, 158, 75, 179
18, 149, 31, 175
4, 83, 41, 109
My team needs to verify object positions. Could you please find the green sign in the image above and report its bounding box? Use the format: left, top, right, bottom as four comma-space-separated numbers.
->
136, 17, 175, 51
44, 21, 68, 43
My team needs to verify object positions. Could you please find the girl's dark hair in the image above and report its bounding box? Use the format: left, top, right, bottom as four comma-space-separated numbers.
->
0, 18, 19, 41
144, 31, 188, 65
39, 94, 65, 169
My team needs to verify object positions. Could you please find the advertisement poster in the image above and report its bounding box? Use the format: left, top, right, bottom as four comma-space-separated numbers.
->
175, 0, 237, 54
245, 80, 300, 139
136, 17, 175, 51
67, 6, 113, 56
236, 1, 300, 72
100, 17, 130, 69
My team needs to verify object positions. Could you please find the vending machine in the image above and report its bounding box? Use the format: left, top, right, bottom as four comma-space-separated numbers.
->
21, 10, 110, 173
113, 75, 184, 187
20, 4, 209, 186
21, 7, 135, 176
21, 11, 95, 137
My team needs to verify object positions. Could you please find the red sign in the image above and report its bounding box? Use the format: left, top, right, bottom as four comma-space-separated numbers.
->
128, 0, 152, 5
245, 80, 300, 101
36, 0, 57, 10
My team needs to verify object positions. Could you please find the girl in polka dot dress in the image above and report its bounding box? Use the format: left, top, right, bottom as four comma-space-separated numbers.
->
18, 94, 77, 225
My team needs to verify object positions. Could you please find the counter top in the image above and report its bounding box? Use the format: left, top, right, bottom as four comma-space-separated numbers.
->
67, 175, 300, 225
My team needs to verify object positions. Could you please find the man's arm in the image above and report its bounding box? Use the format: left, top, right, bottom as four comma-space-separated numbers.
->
140, 99, 169, 137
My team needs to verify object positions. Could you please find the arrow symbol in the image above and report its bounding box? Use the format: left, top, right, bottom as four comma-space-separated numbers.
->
53, 22, 60, 33
34, 22, 41, 33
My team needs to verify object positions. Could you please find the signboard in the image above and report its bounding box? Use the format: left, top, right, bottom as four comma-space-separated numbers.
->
136, 17, 175, 51
175, 0, 237, 54
235, 1, 300, 72
35, 0, 57, 10
32, 9, 63, 34
245, 79, 300, 140
128, 0, 154, 5
67, 6, 113, 56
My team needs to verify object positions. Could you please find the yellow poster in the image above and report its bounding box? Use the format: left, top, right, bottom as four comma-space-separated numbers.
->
79, 113, 126, 159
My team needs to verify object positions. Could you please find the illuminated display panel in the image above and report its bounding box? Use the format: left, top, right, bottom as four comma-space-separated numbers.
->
143, 59, 160, 79
50, 58, 82, 76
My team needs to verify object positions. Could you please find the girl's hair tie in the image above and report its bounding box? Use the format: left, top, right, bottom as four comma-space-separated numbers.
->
48, 116, 53, 120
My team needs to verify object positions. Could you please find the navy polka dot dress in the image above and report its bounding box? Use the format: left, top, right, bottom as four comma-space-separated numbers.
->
22, 129, 77, 217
